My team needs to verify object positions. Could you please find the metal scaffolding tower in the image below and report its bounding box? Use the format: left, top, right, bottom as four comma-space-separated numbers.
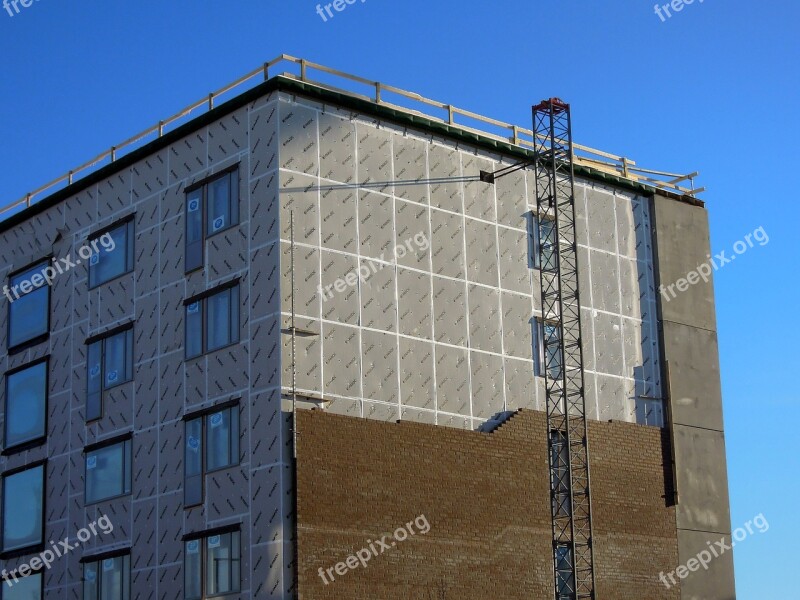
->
533, 98, 596, 600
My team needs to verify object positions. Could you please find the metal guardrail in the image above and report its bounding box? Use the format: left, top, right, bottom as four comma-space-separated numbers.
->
0, 54, 703, 221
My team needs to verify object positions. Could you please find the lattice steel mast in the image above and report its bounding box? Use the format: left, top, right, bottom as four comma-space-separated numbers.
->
533, 98, 596, 600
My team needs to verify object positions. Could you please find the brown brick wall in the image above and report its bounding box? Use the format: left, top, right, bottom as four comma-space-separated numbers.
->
296, 409, 679, 600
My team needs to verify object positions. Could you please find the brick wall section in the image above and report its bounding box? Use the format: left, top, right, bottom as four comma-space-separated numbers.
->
296, 409, 679, 600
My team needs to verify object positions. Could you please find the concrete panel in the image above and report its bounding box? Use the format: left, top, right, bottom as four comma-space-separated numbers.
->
278, 101, 318, 176
319, 186, 357, 254
676, 531, 736, 600
322, 323, 361, 398
498, 226, 531, 295
358, 190, 394, 262
463, 155, 496, 221
429, 144, 462, 213
501, 292, 533, 360
589, 250, 621, 315
468, 284, 502, 354
397, 268, 432, 339
504, 357, 535, 412
361, 330, 399, 405
393, 134, 428, 205
318, 111, 355, 184
430, 207, 466, 279
360, 259, 396, 332
357, 124, 392, 194
319, 250, 358, 325
673, 425, 732, 533
494, 165, 528, 230
652, 195, 716, 331
465, 218, 498, 287
592, 312, 624, 375
280, 170, 319, 246
596, 374, 628, 422
399, 337, 435, 410
585, 187, 617, 253
395, 199, 430, 270
434, 344, 470, 416
469, 351, 504, 419
281, 242, 319, 321
432, 276, 468, 346
663, 321, 724, 431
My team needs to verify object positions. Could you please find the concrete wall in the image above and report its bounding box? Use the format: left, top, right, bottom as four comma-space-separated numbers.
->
651, 194, 736, 599
277, 92, 662, 431
0, 93, 290, 598
296, 408, 679, 600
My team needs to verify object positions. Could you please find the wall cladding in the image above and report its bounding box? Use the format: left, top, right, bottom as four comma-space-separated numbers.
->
277, 93, 662, 431
0, 94, 289, 598
296, 408, 679, 600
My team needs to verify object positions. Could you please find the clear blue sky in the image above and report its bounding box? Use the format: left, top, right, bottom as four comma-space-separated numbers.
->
1, 1, 794, 596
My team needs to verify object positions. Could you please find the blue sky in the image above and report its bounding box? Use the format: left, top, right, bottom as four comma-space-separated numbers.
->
1, 0, 794, 596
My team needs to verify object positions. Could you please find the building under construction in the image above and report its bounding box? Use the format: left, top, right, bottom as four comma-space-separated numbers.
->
0, 56, 734, 599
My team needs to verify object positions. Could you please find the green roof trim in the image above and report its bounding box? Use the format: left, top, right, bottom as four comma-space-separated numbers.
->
0, 75, 696, 233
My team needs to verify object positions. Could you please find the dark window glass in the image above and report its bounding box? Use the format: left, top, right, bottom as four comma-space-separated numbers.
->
550, 430, 571, 518
4, 360, 47, 450
533, 214, 557, 272
87, 329, 133, 421
1, 571, 42, 599
555, 544, 575, 597
185, 406, 239, 506
185, 287, 239, 358
184, 418, 203, 507
83, 555, 129, 600
185, 170, 239, 273
89, 221, 134, 288
184, 532, 240, 599
2, 464, 44, 552
85, 439, 131, 504
7, 262, 50, 349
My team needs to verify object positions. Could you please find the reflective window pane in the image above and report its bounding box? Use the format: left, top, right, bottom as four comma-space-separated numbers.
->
104, 330, 132, 389
184, 419, 203, 506
2, 465, 44, 552
207, 290, 232, 352
83, 555, 129, 600
186, 190, 203, 272
206, 532, 240, 595
87, 341, 103, 421
5, 361, 47, 448
89, 222, 133, 288
8, 262, 50, 348
2, 571, 42, 600
207, 174, 231, 235
86, 441, 131, 504
185, 302, 203, 359
184, 540, 202, 600
206, 408, 238, 472
83, 564, 98, 600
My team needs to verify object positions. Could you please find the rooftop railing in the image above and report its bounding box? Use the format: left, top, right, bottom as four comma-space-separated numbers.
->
0, 54, 703, 222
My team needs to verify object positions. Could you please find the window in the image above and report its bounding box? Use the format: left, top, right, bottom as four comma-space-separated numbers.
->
89, 220, 134, 288
550, 430, 571, 518
1, 462, 44, 553
6, 261, 50, 350
636, 397, 665, 427
185, 530, 241, 599
1, 570, 42, 600
186, 169, 240, 272
83, 553, 130, 600
185, 404, 240, 506
87, 327, 134, 421
185, 285, 240, 359
534, 318, 562, 380
3, 358, 48, 452
85, 437, 132, 505
555, 544, 575, 598
532, 213, 557, 272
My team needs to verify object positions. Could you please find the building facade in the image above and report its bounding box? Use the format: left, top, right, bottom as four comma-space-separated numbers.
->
0, 64, 734, 599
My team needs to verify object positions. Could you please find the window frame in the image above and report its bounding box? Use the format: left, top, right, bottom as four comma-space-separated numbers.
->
88, 218, 135, 290
534, 317, 562, 381
81, 549, 131, 600
184, 282, 240, 360
2, 356, 49, 455
1, 568, 44, 600
6, 258, 52, 353
86, 324, 135, 422
83, 434, 133, 506
0, 460, 46, 558
183, 526, 241, 600
183, 400, 240, 508
531, 212, 557, 272
185, 167, 240, 273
